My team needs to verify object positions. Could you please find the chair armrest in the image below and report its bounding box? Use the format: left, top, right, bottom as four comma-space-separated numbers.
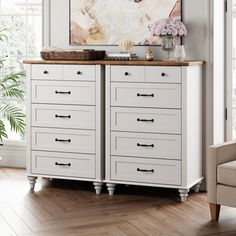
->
207, 140, 236, 204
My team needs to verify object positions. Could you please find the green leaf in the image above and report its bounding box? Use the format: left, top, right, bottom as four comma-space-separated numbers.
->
0, 71, 26, 100
0, 119, 8, 141
0, 104, 26, 136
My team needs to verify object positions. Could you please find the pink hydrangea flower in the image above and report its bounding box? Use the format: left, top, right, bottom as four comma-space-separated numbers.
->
148, 18, 187, 37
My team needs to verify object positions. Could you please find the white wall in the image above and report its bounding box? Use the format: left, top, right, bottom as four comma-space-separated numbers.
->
43, 0, 225, 189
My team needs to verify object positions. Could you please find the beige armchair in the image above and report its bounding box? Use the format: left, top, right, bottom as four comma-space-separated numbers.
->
207, 140, 236, 221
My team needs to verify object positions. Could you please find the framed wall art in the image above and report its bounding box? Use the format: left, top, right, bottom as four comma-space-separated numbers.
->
70, 0, 182, 45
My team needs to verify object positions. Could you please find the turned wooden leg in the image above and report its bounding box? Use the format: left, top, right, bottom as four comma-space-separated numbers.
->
178, 189, 189, 202
193, 182, 202, 193
106, 183, 116, 196
209, 203, 221, 221
93, 182, 103, 195
27, 176, 37, 192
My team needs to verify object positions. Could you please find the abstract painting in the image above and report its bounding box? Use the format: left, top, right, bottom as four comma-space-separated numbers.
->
70, 0, 181, 45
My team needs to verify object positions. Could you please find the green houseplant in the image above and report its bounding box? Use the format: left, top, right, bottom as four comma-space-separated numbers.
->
0, 29, 26, 141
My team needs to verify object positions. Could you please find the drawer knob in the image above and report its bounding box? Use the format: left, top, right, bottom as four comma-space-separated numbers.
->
55, 115, 71, 119
137, 118, 154, 122
55, 91, 71, 95
77, 71, 82, 75
43, 70, 49, 74
161, 73, 166, 77
137, 143, 154, 148
124, 72, 129, 76
137, 93, 154, 97
55, 138, 71, 143
137, 168, 154, 173
55, 162, 71, 167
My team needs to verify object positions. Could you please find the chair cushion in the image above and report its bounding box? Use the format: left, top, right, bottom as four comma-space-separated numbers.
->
217, 160, 236, 187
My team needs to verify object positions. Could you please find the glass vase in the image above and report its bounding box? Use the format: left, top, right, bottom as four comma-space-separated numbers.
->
175, 45, 186, 61
161, 35, 175, 60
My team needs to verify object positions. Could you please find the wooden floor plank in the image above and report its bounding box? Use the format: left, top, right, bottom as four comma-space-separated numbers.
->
1, 168, 236, 236
0, 202, 32, 234
0, 215, 17, 236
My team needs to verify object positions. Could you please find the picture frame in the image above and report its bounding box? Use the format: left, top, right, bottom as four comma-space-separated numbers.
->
69, 0, 182, 46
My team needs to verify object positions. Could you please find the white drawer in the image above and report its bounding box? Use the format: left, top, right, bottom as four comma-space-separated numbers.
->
32, 65, 63, 80
32, 104, 95, 130
111, 83, 181, 108
111, 132, 181, 160
111, 66, 145, 82
146, 66, 181, 83
32, 81, 95, 105
32, 151, 95, 178
32, 128, 95, 154
111, 156, 181, 185
111, 107, 181, 134
63, 65, 96, 81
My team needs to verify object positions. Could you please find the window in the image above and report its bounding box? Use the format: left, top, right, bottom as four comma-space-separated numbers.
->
0, 0, 42, 142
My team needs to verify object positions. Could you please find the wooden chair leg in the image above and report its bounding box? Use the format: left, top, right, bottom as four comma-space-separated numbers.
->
209, 203, 221, 221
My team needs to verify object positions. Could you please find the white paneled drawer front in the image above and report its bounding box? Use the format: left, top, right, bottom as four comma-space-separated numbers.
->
32, 151, 95, 178
110, 66, 145, 82
63, 65, 96, 81
111, 83, 181, 108
111, 107, 181, 134
32, 104, 95, 130
32, 128, 95, 154
111, 132, 181, 160
146, 66, 181, 83
32, 81, 95, 105
111, 156, 181, 185
32, 65, 63, 80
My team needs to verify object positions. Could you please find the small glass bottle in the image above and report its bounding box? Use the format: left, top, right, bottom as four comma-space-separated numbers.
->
146, 47, 154, 61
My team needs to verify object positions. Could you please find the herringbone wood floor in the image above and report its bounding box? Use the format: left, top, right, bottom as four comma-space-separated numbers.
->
0, 168, 236, 236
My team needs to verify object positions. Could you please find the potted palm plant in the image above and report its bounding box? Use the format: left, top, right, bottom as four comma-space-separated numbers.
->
0, 29, 26, 142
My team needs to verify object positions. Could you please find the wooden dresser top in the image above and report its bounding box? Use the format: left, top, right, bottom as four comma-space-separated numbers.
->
23, 59, 204, 66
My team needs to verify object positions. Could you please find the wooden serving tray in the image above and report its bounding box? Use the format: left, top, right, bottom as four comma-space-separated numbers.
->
41, 50, 106, 61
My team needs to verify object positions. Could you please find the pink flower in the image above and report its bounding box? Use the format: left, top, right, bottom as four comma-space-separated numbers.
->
148, 18, 187, 37
161, 29, 167, 35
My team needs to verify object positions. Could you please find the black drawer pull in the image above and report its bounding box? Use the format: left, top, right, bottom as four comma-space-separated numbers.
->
55, 138, 71, 143
43, 70, 49, 74
124, 72, 129, 76
137, 143, 154, 148
137, 93, 154, 97
55, 162, 71, 167
77, 71, 82, 75
55, 115, 71, 119
137, 118, 154, 122
161, 73, 166, 77
55, 91, 71, 94
137, 168, 154, 173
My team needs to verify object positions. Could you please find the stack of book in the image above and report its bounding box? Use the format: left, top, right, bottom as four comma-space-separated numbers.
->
106, 52, 138, 61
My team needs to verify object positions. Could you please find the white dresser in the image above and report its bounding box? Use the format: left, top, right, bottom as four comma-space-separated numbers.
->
25, 62, 104, 194
105, 63, 203, 202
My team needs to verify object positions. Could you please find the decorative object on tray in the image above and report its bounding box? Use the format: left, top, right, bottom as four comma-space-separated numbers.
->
106, 39, 137, 61
145, 47, 154, 61
118, 39, 134, 53
148, 17, 187, 60
41, 48, 106, 60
